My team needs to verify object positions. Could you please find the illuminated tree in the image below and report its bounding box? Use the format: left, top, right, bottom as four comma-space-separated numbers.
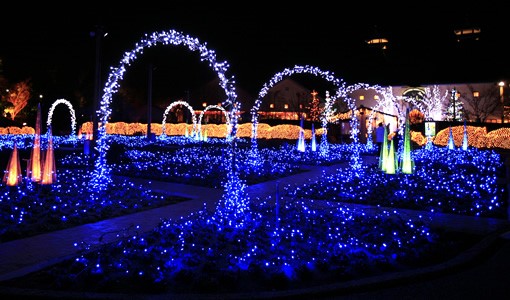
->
461, 84, 499, 122
308, 89, 322, 121
419, 85, 448, 120
5, 79, 32, 120
445, 88, 464, 121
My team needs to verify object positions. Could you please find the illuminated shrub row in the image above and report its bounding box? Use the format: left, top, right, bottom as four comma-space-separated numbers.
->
408, 125, 510, 150
0, 127, 35, 135
2, 123, 510, 150
78, 122, 324, 140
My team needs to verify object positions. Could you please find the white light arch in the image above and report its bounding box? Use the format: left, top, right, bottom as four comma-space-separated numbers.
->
90, 29, 238, 191
250, 65, 348, 144
197, 104, 230, 135
161, 100, 197, 136
46, 98, 77, 138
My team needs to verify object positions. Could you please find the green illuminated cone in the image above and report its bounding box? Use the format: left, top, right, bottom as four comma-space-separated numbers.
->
379, 125, 388, 171
401, 109, 414, 174
385, 138, 397, 174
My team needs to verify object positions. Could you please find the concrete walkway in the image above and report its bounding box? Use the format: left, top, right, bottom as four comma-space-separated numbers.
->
0, 155, 509, 299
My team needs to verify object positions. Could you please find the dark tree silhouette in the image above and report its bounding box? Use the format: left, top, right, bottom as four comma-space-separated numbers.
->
461, 84, 499, 122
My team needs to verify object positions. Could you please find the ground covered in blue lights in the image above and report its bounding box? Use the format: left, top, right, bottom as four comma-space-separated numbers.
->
2, 199, 479, 295
0, 135, 506, 296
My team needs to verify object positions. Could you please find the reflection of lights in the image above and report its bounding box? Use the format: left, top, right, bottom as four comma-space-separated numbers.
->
366, 38, 388, 50
366, 38, 388, 44
454, 28, 481, 41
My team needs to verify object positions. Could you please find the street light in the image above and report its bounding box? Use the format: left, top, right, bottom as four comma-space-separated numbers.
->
359, 105, 367, 144
499, 81, 505, 123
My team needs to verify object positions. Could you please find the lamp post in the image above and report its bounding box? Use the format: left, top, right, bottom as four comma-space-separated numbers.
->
499, 81, 505, 123
91, 25, 107, 158
359, 105, 367, 144
147, 63, 153, 141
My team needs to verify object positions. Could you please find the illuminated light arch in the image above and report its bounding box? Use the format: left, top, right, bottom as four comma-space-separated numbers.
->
346, 84, 406, 150
161, 100, 197, 137
250, 65, 348, 147
197, 104, 230, 136
46, 99, 77, 138
90, 29, 238, 192
405, 85, 449, 121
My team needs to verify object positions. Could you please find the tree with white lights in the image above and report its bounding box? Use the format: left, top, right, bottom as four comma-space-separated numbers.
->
445, 88, 464, 121
308, 89, 322, 122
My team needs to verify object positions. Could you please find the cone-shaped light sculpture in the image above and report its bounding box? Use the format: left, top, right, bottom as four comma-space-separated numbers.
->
379, 125, 389, 171
3, 144, 22, 186
27, 103, 42, 182
41, 128, 57, 185
401, 109, 414, 174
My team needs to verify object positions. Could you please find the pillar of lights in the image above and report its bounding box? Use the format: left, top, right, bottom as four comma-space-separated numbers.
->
46, 99, 77, 139
161, 100, 198, 137
89, 29, 238, 194
319, 90, 333, 158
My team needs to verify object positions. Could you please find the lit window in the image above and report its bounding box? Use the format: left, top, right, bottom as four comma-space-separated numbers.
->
374, 95, 379, 100
359, 95, 365, 100
269, 103, 274, 109
284, 104, 289, 109
473, 91, 480, 97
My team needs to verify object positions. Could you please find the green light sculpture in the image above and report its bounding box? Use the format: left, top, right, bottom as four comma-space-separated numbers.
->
401, 109, 414, 174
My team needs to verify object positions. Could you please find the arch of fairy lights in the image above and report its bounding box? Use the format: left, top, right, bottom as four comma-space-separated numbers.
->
406, 85, 448, 121
197, 104, 230, 135
89, 29, 238, 192
46, 98, 77, 138
371, 86, 408, 144
160, 100, 197, 137
250, 65, 347, 149
347, 85, 405, 150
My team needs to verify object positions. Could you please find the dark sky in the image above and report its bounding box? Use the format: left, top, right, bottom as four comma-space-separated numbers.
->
1, 3, 509, 109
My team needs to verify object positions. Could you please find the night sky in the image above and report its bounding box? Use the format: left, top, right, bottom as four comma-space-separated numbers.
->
1, 3, 509, 122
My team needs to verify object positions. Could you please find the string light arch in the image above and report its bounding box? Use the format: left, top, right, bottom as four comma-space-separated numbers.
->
46, 99, 77, 138
197, 104, 230, 136
89, 29, 238, 191
250, 65, 347, 145
161, 100, 197, 137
